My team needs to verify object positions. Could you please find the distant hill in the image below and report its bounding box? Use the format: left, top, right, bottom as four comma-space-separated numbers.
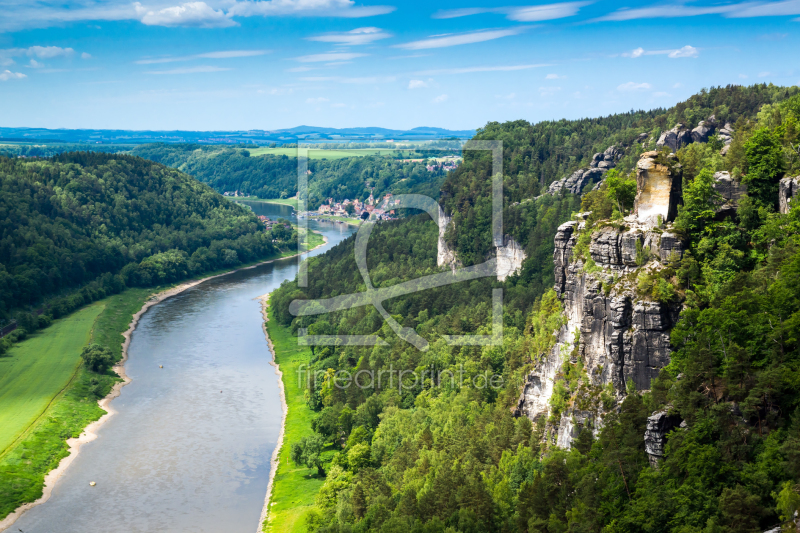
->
0, 125, 476, 146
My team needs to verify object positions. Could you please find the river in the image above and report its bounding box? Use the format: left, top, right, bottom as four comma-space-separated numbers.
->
13, 203, 357, 533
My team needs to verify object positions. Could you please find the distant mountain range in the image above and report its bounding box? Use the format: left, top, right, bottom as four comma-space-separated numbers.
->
0, 125, 476, 145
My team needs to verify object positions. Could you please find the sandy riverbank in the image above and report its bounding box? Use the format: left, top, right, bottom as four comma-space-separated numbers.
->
0, 237, 328, 533
256, 293, 285, 533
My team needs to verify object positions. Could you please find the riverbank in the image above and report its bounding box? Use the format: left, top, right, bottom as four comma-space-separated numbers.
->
259, 304, 336, 533
0, 233, 329, 532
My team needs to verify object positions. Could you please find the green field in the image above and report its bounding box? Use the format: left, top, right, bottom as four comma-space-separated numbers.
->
0, 304, 105, 454
262, 305, 336, 532
0, 289, 152, 520
236, 197, 299, 210
247, 147, 424, 159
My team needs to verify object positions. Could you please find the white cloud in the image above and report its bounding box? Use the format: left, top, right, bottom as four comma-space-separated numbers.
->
27, 59, 44, 68
617, 81, 652, 91
739, 73, 749, 79
396, 28, 525, 50
673, 82, 683, 88
228, 0, 395, 18
294, 52, 368, 62
136, 50, 269, 64
408, 79, 428, 89
598, 1, 800, 21
331, 102, 347, 107
539, 86, 561, 96
653, 91, 672, 97
759, 71, 771, 77
622, 45, 698, 59
137, 1, 237, 28
299, 75, 396, 83
495, 92, 516, 99
0, 0, 394, 32
433, 2, 589, 21
287, 66, 314, 72
545, 73, 565, 79
81, 52, 92, 59
26, 45, 74, 58
306, 97, 329, 103
668, 45, 698, 58
415, 63, 549, 75
0, 70, 26, 81
145, 65, 232, 74
307, 27, 391, 45
432, 93, 448, 103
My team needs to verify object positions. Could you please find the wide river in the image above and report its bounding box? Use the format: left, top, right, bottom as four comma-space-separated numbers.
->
14, 203, 357, 533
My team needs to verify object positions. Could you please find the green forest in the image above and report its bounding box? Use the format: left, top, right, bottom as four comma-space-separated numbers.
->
131, 144, 450, 208
266, 84, 800, 532
0, 151, 301, 328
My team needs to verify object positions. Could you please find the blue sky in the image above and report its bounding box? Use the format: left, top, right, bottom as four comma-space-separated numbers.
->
0, 0, 798, 131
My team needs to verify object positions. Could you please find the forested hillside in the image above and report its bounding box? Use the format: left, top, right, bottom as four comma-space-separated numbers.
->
0, 152, 294, 322
266, 84, 800, 533
131, 144, 448, 208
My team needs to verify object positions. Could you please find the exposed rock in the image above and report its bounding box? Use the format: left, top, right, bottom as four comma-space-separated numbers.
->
712, 171, 747, 218
691, 120, 716, 143
548, 167, 606, 196
634, 151, 683, 226
717, 122, 735, 145
644, 410, 682, 466
658, 232, 685, 262
436, 213, 459, 270
779, 175, 800, 214
497, 236, 527, 281
520, 221, 682, 444
657, 123, 693, 152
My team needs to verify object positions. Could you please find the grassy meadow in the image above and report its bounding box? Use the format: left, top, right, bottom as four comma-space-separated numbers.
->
0, 289, 151, 520
262, 305, 336, 533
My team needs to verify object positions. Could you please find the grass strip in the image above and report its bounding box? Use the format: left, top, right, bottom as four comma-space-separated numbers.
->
262, 305, 334, 533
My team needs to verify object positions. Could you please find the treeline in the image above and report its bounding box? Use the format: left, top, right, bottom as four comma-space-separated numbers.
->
442, 83, 800, 265
0, 152, 293, 322
265, 85, 800, 532
0, 143, 130, 158
130, 144, 449, 208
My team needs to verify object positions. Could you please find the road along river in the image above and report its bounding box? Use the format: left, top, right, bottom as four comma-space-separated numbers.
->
12, 203, 356, 533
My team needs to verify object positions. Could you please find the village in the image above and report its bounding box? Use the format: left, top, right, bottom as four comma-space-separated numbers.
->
314, 191, 400, 222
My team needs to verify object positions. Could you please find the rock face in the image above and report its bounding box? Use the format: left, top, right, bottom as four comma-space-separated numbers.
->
712, 171, 747, 218
496, 236, 527, 281
548, 167, 606, 196
644, 411, 682, 466
519, 218, 683, 448
779, 176, 800, 214
547, 146, 622, 196
717, 122, 735, 145
691, 118, 717, 144
437, 213, 459, 270
657, 123, 693, 152
634, 151, 683, 226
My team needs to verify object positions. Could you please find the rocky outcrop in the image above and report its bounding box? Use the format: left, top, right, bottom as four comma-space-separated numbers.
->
497, 236, 527, 281
591, 146, 624, 170
657, 123, 693, 152
712, 171, 747, 218
548, 167, 606, 196
547, 146, 623, 197
717, 122, 735, 145
519, 218, 683, 448
779, 175, 800, 214
634, 151, 683, 226
644, 411, 682, 466
691, 116, 717, 144
436, 213, 459, 270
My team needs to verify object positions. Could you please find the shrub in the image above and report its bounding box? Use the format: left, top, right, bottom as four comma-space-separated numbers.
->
80, 343, 114, 372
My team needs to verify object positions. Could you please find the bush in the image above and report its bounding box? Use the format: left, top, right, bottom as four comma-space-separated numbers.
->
80, 343, 114, 372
